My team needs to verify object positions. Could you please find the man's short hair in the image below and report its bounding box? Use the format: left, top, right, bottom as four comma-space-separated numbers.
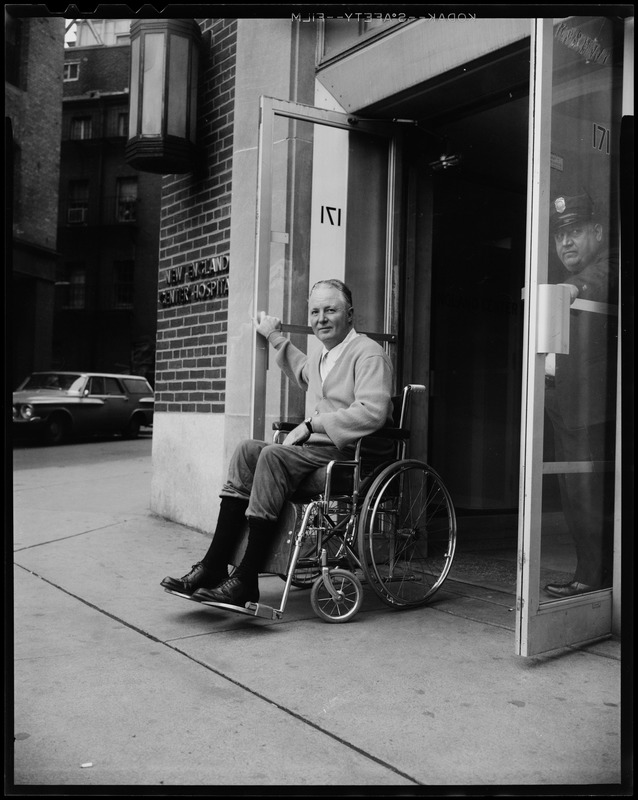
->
310, 279, 353, 310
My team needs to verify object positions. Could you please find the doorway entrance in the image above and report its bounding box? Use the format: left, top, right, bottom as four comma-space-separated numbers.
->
428, 145, 529, 596
376, 49, 534, 598
371, 17, 624, 642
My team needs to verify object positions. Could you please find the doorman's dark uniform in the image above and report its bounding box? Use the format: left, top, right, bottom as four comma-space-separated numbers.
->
546, 196, 618, 589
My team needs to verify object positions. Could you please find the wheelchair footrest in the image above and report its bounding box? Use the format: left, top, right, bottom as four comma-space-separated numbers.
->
197, 599, 282, 620
245, 602, 283, 620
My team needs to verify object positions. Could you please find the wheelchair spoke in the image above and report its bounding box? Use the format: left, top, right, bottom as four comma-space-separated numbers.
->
358, 460, 457, 608
310, 569, 363, 623
280, 502, 356, 588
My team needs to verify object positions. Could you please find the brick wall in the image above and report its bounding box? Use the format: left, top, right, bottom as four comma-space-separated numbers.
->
154, 19, 237, 414
63, 44, 130, 97
8, 16, 64, 252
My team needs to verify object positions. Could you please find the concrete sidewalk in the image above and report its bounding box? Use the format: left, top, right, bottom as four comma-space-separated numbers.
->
10, 437, 625, 790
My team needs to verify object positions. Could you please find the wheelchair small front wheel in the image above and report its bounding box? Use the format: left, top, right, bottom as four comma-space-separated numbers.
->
310, 569, 363, 623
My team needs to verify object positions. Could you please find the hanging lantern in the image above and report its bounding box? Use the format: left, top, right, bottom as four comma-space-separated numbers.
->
126, 19, 201, 174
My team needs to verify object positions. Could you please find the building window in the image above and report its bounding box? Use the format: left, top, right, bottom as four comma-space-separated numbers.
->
113, 260, 134, 308
116, 177, 138, 222
70, 116, 92, 140
67, 180, 89, 224
117, 112, 129, 137
64, 61, 80, 81
115, 33, 131, 45
61, 266, 86, 309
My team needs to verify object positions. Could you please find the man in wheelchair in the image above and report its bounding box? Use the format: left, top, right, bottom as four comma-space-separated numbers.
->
161, 278, 394, 608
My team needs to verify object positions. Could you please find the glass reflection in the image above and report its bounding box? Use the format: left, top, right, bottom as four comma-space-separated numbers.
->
141, 33, 165, 135
540, 17, 621, 600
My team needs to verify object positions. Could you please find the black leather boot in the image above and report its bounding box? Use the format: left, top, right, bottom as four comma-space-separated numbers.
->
193, 517, 275, 605
161, 497, 249, 595
161, 562, 227, 596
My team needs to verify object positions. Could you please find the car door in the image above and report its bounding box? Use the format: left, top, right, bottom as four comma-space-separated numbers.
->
74, 375, 108, 435
101, 377, 132, 433
80, 376, 127, 435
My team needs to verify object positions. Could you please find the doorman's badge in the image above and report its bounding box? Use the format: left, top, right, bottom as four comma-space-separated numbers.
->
555, 197, 566, 213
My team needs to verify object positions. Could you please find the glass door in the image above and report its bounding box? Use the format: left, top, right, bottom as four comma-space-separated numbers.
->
517, 16, 625, 656
251, 97, 400, 439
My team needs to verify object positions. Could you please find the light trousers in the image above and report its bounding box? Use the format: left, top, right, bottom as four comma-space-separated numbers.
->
220, 439, 349, 521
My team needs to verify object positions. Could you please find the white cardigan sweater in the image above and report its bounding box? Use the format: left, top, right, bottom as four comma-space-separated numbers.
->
268, 331, 394, 451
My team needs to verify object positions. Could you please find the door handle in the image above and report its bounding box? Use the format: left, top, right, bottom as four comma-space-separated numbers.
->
536, 284, 570, 354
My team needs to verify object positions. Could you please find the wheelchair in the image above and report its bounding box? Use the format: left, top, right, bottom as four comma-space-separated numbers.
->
197, 384, 457, 623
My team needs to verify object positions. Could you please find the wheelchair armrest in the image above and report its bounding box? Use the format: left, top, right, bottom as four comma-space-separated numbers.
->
324, 459, 358, 501
326, 459, 358, 477
274, 422, 409, 439
363, 427, 410, 441
272, 421, 298, 431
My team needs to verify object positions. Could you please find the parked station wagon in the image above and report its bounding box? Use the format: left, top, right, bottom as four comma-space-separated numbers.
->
12, 372, 154, 445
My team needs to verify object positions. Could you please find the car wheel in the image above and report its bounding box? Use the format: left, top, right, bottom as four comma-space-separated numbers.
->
44, 414, 71, 446
122, 415, 141, 439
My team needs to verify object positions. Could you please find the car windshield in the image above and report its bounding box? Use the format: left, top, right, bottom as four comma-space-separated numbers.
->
20, 373, 85, 392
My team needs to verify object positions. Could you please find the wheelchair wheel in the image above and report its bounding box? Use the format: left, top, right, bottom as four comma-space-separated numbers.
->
310, 569, 363, 623
358, 459, 456, 608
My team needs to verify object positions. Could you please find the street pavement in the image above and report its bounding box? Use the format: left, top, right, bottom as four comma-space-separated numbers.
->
9, 435, 627, 791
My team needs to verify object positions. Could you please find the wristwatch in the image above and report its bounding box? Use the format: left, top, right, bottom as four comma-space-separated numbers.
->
304, 417, 313, 434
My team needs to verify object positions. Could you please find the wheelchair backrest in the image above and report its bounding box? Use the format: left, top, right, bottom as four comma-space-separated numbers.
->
357, 384, 426, 476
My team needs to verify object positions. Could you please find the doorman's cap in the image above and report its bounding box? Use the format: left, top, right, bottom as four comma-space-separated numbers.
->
550, 194, 595, 231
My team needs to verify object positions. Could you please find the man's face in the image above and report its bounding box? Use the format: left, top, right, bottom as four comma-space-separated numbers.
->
554, 221, 603, 273
308, 286, 353, 350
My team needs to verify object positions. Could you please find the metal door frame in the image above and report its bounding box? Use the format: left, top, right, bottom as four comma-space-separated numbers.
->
250, 96, 399, 440
516, 17, 624, 656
